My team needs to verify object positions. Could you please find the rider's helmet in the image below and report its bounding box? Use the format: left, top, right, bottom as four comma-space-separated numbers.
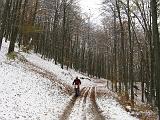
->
76, 76, 78, 79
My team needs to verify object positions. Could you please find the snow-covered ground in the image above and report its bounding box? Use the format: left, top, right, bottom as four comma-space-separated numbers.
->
96, 87, 138, 120
0, 40, 138, 120
0, 41, 71, 120
21, 51, 95, 88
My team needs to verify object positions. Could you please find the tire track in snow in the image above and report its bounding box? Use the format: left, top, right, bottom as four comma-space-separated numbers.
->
67, 87, 106, 120
59, 87, 87, 120
67, 87, 91, 120
85, 87, 106, 120
79, 87, 91, 120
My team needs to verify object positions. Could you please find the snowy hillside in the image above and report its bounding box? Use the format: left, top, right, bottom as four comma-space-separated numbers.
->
0, 40, 138, 120
0, 41, 72, 120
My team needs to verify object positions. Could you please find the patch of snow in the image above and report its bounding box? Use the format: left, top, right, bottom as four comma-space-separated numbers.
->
96, 87, 138, 120
0, 40, 9, 62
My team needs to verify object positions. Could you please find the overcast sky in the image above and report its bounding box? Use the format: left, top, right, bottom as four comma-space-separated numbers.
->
79, 0, 103, 25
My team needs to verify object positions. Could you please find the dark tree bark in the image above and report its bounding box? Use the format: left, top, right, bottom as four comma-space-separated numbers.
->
151, 0, 160, 118
127, 0, 134, 107
0, 0, 11, 50
115, 0, 128, 98
8, 0, 22, 53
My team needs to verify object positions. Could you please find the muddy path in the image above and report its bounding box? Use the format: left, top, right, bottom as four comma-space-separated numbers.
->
59, 87, 87, 120
60, 87, 107, 120
88, 87, 106, 120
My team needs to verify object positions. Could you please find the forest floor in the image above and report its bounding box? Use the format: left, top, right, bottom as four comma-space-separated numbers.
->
0, 40, 157, 120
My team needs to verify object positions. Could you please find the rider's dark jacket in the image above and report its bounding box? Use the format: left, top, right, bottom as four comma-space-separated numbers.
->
72, 78, 81, 85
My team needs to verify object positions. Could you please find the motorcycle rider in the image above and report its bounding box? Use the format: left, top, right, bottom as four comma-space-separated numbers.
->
72, 76, 81, 96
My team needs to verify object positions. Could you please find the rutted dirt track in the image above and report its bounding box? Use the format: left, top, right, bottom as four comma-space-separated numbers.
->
60, 87, 107, 120
17, 55, 108, 120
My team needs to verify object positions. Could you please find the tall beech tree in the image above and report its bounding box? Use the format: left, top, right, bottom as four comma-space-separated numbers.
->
151, 0, 160, 117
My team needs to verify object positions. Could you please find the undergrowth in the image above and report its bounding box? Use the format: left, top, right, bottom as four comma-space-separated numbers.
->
117, 92, 158, 120
6, 52, 18, 60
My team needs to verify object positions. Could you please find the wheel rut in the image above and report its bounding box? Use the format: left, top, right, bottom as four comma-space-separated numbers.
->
88, 87, 106, 120
81, 87, 91, 120
59, 87, 87, 120
60, 87, 106, 120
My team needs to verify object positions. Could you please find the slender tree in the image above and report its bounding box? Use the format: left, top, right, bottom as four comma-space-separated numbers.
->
151, 0, 160, 118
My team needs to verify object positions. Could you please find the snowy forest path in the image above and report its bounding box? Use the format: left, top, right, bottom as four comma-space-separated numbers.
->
60, 86, 107, 120
16, 54, 108, 120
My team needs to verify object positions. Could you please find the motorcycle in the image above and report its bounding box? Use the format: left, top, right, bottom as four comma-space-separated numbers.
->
74, 85, 80, 97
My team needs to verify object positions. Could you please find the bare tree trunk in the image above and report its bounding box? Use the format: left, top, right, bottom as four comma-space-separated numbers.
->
151, 0, 160, 118
8, 0, 22, 53
0, 0, 11, 50
116, 0, 128, 98
127, 0, 134, 107
61, 0, 67, 69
